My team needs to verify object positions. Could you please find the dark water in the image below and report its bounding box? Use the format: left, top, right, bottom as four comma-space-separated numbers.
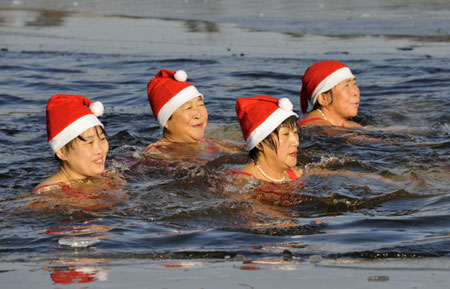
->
0, 0, 449, 270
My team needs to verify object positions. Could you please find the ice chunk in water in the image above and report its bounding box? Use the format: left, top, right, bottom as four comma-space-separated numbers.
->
58, 237, 100, 248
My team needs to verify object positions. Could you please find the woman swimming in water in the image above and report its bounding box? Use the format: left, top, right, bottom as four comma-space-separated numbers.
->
224, 95, 316, 231
32, 94, 126, 210
299, 60, 362, 128
229, 95, 303, 183
144, 69, 242, 164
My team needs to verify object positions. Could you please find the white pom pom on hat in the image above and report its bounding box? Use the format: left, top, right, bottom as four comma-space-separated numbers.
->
278, 97, 293, 111
89, 101, 104, 117
174, 70, 188, 82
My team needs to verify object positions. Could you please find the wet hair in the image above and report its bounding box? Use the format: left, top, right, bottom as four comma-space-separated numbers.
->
249, 115, 298, 163
54, 126, 107, 163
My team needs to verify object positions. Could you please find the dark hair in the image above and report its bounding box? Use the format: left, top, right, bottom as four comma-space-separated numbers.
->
162, 115, 172, 136
54, 126, 107, 163
249, 115, 298, 163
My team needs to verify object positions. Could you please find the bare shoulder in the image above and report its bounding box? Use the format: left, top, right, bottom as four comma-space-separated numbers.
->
33, 174, 63, 193
301, 119, 330, 127
143, 139, 166, 154
207, 137, 246, 153
344, 120, 363, 128
299, 111, 329, 127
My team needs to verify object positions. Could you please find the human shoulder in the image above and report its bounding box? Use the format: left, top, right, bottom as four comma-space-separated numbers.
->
143, 139, 168, 153
33, 173, 65, 193
299, 111, 329, 127
205, 137, 245, 153
227, 163, 254, 179
344, 120, 363, 128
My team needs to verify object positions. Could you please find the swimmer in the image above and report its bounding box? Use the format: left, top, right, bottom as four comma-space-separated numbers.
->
144, 69, 242, 164
299, 60, 362, 128
224, 96, 316, 229
31, 94, 126, 210
229, 96, 303, 183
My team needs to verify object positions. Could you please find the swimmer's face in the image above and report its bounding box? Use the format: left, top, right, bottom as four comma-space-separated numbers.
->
275, 126, 299, 168
56, 126, 109, 179
164, 96, 208, 143
329, 77, 360, 118
262, 125, 299, 169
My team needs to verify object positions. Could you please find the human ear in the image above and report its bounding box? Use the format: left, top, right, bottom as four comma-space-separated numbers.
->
163, 118, 172, 131
55, 148, 68, 161
317, 92, 331, 106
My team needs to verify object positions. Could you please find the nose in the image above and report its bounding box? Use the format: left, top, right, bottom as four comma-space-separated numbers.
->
93, 139, 106, 155
353, 84, 360, 98
193, 104, 206, 120
291, 132, 299, 147
192, 108, 201, 120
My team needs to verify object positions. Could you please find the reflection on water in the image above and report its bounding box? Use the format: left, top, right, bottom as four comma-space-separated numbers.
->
0, 9, 70, 28
43, 258, 109, 285
185, 20, 220, 33
25, 10, 68, 27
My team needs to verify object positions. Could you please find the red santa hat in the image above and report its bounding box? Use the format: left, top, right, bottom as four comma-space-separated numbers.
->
147, 69, 203, 129
236, 96, 298, 150
300, 60, 355, 113
46, 94, 104, 154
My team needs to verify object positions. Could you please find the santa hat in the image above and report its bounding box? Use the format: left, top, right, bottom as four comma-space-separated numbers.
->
236, 96, 298, 150
147, 69, 203, 129
300, 60, 355, 113
46, 94, 104, 154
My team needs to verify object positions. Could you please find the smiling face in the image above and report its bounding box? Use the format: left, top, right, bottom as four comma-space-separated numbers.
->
258, 121, 299, 171
328, 77, 360, 119
163, 96, 208, 143
56, 126, 109, 180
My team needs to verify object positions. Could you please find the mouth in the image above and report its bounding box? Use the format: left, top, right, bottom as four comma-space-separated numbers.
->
93, 157, 104, 165
289, 151, 297, 158
192, 123, 204, 129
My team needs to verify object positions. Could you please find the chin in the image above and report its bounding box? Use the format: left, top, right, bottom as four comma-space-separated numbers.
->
285, 159, 297, 168
93, 166, 105, 175
192, 133, 205, 141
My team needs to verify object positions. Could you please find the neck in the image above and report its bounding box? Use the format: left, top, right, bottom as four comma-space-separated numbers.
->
162, 134, 201, 144
57, 167, 77, 182
254, 157, 286, 182
58, 165, 87, 182
318, 107, 346, 127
